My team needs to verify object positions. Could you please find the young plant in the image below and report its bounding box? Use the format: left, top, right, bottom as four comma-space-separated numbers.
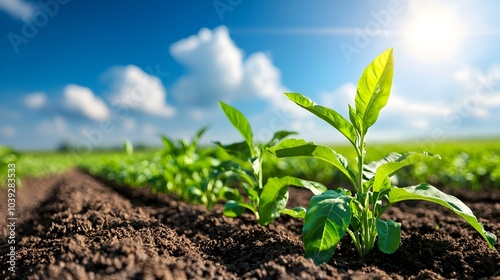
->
0, 146, 22, 188
217, 102, 327, 225
123, 139, 134, 156
158, 126, 228, 207
269, 48, 497, 264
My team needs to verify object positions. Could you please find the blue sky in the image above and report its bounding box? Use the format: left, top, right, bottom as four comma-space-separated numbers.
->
1, 0, 499, 150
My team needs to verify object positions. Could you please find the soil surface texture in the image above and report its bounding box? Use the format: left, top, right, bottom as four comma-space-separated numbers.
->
0, 169, 499, 279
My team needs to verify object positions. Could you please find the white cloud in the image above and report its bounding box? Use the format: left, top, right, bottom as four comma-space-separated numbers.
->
169, 26, 292, 114
105, 65, 175, 118
37, 116, 67, 136
63, 84, 110, 121
142, 124, 157, 137
385, 95, 443, 116
123, 118, 136, 131
376, 88, 447, 130
412, 119, 429, 129
0, 0, 35, 21
1, 126, 15, 137
452, 65, 500, 118
320, 83, 444, 131
455, 65, 500, 88
240, 52, 287, 104
320, 83, 356, 115
321, 83, 443, 119
23, 92, 47, 109
170, 26, 242, 106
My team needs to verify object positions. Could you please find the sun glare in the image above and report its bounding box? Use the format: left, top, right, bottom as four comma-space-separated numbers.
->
403, 5, 465, 62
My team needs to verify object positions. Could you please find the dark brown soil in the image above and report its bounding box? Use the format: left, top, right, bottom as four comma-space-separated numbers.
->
0, 169, 499, 279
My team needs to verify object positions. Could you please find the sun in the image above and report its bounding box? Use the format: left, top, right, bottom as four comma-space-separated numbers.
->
403, 5, 465, 62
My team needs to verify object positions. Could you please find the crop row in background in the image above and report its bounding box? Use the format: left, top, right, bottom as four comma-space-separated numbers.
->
1, 139, 499, 192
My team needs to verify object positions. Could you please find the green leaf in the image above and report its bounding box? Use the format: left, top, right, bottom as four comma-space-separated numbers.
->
187, 186, 203, 203
355, 48, 394, 134
194, 126, 209, 143
268, 138, 356, 187
161, 135, 178, 155
258, 180, 289, 225
303, 190, 351, 265
280, 176, 328, 195
220, 186, 241, 201
376, 219, 401, 254
363, 152, 400, 179
223, 200, 247, 217
348, 104, 361, 134
371, 152, 440, 191
250, 157, 261, 180
349, 198, 363, 230
223, 170, 257, 191
214, 141, 251, 160
388, 184, 497, 248
282, 207, 306, 219
190, 126, 209, 151
258, 176, 327, 225
219, 102, 254, 156
265, 130, 298, 148
123, 139, 133, 155
284, 93, 357, 145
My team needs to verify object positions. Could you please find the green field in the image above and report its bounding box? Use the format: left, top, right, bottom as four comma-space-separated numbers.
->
2, 138, 499, 192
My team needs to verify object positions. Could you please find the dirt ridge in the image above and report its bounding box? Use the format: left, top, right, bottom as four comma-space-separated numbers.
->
1, 169, 499, 279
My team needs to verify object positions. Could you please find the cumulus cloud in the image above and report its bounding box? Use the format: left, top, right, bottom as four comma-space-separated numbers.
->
0, 0, 35, 21
241, 52, 288, 103
63, 84, 110, 121
23, 92, 47, 109
169, 26, 290, 111
104, 65, 175, 118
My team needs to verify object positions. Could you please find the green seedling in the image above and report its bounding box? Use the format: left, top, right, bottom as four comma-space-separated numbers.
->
217, 102, 327, 225
0, 145, 22, 188
123, 139, 134, 156
269, 48, 497, 264
158, 126, 230, 207
85, 128, 235, 209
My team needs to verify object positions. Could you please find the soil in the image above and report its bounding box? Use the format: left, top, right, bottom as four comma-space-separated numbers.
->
0, 169, 499, 279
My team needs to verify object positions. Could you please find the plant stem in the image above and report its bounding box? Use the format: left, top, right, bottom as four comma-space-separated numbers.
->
347, 229, 363, 256
258, 157, 263, 190
356, 133, 365, 193
355, 132, 377, 258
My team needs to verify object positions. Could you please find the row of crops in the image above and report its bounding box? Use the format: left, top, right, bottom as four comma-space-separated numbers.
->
2, 136, 499, 195
82, 136, 500, 194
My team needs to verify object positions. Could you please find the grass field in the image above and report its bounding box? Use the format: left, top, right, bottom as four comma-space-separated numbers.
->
3, 138, 498, 191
